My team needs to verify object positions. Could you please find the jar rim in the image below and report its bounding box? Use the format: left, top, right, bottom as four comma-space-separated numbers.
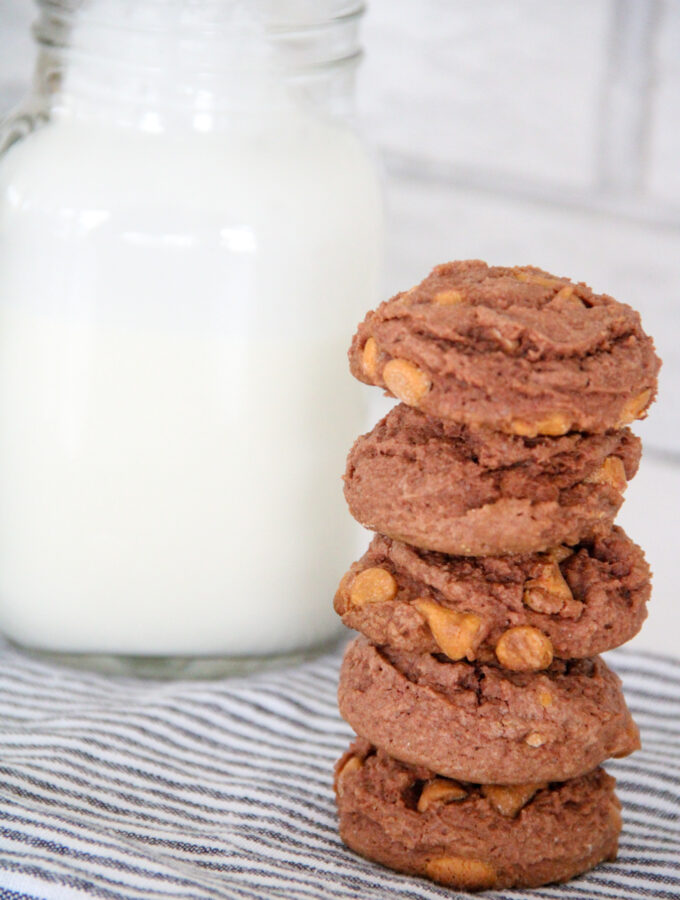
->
33, 0, 366, 80
34, 0, 366, 40
29, 0, 366, 125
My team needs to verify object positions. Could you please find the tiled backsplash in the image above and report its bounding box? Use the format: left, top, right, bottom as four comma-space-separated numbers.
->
359, 0, 678, 216
0, 0, 31, 111
648, 0, 680, 201
361, 1, 611, 190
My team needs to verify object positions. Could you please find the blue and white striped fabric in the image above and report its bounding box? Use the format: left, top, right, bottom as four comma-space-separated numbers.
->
0, 640, 678, 900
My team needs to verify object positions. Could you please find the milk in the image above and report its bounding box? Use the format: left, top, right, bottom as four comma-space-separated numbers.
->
0, 106, 381, 656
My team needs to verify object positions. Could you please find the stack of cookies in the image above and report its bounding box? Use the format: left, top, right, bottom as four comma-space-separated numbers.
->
332, 261, 661, 891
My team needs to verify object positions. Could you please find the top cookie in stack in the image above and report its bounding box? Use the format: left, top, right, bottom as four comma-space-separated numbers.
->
349, 260, 659, 438
333, 260, 661, 892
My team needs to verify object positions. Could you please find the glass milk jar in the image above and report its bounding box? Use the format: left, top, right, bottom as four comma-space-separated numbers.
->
0, 0, 382, 674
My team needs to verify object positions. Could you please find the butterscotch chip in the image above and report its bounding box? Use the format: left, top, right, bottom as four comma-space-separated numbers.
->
553, 283, 587, 309
495, 626, 554, 671
525, 732, 546, 748
482, 783, 547, 818
523, 562, 575, 615
611, 719, 641, 758
425, 856, 497, 889
585, 455, 627, 492
382, 358, 431, 407
361, 337, 379, 378
336, 754, 362, 779
512, 268, 564, 288
547, 544, 574, 563
334, 754, 362, 798
537, 688, 553, 708
618, 388, 652, 426
414, 598, 483, 661
509, 413, 571, 437
417, 778, 467, 812
433, 289, 464, 305
349, 567, 397, 608
488, 328, 520, 352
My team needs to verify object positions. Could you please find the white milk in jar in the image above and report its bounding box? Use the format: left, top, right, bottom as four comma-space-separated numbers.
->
0, 1, 382, 670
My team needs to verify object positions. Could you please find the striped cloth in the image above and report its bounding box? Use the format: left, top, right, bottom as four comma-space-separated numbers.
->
0, 640, 677, 900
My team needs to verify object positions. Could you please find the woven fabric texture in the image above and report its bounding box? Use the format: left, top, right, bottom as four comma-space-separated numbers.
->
0, 641, 677, 900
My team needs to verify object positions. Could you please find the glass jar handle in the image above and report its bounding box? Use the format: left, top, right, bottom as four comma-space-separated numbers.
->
0, 107, 47, 156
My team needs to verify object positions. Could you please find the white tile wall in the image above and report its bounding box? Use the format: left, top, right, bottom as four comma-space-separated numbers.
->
359, 0, 611, 189
0, 0, 32, 111
649, 1, 680, 201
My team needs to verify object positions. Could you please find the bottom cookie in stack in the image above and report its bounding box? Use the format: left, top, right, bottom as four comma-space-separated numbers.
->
335, 739, 622, 891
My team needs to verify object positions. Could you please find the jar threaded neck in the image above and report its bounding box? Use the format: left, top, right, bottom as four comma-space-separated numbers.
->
32, 0, 365, 126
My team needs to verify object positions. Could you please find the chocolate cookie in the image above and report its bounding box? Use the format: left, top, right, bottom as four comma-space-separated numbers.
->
348, 260, 660, 435
335, 740, 621, 891
344, 404, 641, 556
338, 637, 638, 784
335, 528, 650, 665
